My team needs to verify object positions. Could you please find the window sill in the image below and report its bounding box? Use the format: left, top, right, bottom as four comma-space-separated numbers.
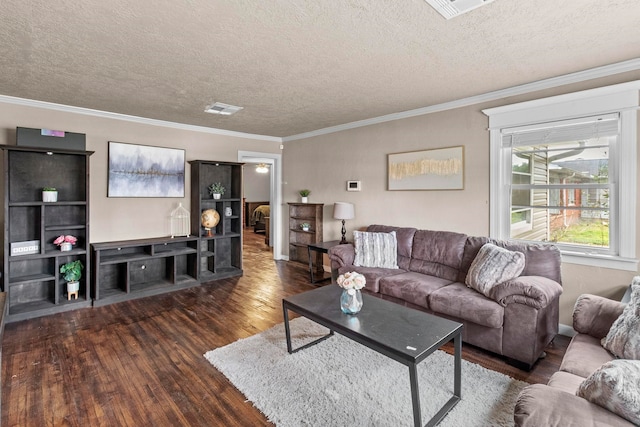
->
561, 251, 638, 271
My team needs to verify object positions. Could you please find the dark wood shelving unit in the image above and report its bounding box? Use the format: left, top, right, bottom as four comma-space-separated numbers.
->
91, 236, 200, 307
1, 144, 93, 322
189, 160, 243, 282
288, 203, 323, 266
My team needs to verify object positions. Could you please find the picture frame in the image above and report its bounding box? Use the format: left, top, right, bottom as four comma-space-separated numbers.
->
388, 146, 464, 191
108, 141, 185, 197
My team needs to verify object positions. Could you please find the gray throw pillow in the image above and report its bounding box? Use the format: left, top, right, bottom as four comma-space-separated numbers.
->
465, 243, 525, 297
601, 278, 640, 359
576, 359, 640, 425
353, 230, 398, 269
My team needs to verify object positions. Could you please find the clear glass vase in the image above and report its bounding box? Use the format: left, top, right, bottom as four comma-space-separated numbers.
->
340, 289, 363, 314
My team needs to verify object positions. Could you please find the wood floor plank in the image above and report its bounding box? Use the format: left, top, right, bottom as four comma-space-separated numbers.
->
2, 230, 569, 426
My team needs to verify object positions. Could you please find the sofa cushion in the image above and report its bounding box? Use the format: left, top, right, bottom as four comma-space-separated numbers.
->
576, 359, 640, 426
573, 294, 626, 340
547, 371, 588, 394
337, 266, 405, 293
367, 225, 417, 270
560, 333, 615, 378
465, 243, 525, 297
601, 278, 640, 359
514, 383, 636, 427
429, 282, 504, 328
353, 230, 399, 269
378, 272, 453, 309
409, 229, 467, 282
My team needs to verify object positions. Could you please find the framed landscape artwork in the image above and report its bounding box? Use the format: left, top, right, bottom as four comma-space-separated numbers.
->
108, 141, 185, 197
388, 146, 464, 190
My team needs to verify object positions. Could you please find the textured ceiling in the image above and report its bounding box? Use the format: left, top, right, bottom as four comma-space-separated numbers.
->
0, 0, 639, 138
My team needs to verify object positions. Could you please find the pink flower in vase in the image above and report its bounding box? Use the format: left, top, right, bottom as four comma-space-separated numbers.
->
53, 235, 78, 246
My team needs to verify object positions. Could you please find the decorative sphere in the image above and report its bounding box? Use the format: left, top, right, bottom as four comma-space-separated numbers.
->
201, 209, 220, 228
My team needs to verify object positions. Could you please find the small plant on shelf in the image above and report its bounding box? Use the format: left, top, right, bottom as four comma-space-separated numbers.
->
300, 222, 311, 231
42, 187, 58, 203
299, 189, 311, 203
208, 182, 226, 199
60, 260, 83, 283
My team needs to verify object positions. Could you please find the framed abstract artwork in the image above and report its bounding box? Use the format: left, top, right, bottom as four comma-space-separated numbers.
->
388, 146, 464, 190
107, 141, 185, 197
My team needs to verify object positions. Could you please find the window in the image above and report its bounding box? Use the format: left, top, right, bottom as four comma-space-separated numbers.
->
484, 82, 639, 271
505, 115, 616, 251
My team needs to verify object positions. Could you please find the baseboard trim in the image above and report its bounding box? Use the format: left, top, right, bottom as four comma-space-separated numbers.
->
558, 323, 576, 337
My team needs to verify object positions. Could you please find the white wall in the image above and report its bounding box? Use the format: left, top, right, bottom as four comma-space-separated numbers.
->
244, 165, 271, 201
0, 102, 281, 243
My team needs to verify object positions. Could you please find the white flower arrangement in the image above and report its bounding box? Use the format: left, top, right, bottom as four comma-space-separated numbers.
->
337, 271, 366, 291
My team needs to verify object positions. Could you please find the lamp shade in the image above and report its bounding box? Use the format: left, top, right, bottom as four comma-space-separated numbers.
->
333, 202, 354, 220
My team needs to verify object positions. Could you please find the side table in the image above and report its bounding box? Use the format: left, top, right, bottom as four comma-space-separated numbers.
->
307, 240, 342, 284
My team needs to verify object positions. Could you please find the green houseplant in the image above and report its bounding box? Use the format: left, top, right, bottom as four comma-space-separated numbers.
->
300, 222, 311, 231
208, 182, 226, 199
60, 260, 83, 283
299, 189, 310, 203
60, 259, 83, 300
42, 186, 58, 203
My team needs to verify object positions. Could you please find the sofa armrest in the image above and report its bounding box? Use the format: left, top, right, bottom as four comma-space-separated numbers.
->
489, 276, 562, 309
514, 384, 635, 427
328, 244, 355, 270
573, 294, 625, 339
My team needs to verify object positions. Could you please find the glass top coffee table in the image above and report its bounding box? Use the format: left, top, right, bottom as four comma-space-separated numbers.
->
282, 285, 462, 427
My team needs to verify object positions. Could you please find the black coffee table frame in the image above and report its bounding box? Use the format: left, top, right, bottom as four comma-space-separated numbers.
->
282, 285, 462, 427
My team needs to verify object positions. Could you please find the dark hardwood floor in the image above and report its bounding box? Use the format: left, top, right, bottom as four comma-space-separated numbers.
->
1, 230, 569, 426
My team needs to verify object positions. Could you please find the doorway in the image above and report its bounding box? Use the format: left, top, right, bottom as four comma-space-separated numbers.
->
238, 150, 282, 260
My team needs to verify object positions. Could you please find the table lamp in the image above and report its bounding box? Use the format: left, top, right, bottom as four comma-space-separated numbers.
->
333, 202, 355, 244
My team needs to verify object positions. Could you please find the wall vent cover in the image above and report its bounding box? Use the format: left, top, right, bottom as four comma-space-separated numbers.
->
425, 0, 495, 19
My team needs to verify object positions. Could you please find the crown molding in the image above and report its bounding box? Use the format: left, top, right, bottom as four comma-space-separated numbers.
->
2, 58, 639, 144
0, 94, 282, 142
283, 58, 640, 142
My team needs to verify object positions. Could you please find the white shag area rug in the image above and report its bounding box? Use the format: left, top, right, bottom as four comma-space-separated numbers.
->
204, 317, 527, 427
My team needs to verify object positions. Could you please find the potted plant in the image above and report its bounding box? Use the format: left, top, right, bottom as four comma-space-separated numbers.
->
42, 187, 58, 203
60, 260, 83, 300
208, 182, 225, 199
299, 189, 311, 203
300, 222, 311, 232
53, 235, 77, 252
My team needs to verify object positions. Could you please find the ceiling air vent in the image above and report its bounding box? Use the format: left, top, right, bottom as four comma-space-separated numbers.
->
425, 0, 495, 19
204, 102, 243, 116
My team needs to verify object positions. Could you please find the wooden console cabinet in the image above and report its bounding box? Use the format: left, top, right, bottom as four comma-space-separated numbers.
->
91, 236, 199, 307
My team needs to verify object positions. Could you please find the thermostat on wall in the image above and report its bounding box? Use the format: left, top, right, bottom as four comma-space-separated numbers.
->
347, 180, 361, 191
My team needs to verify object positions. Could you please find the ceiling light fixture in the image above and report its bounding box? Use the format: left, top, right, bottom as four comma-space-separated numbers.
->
424, 0, 495, 19
256, 163, 269, 173
204, 102, 244, 116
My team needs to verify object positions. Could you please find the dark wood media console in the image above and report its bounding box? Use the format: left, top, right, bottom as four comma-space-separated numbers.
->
91, 236, 200, 307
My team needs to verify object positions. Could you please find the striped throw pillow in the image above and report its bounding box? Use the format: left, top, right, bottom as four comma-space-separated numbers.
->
353, 231, 398, 269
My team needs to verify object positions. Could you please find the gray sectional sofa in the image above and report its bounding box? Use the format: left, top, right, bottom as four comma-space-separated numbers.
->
329, 224, 563, 369
514, 294, 635, 426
